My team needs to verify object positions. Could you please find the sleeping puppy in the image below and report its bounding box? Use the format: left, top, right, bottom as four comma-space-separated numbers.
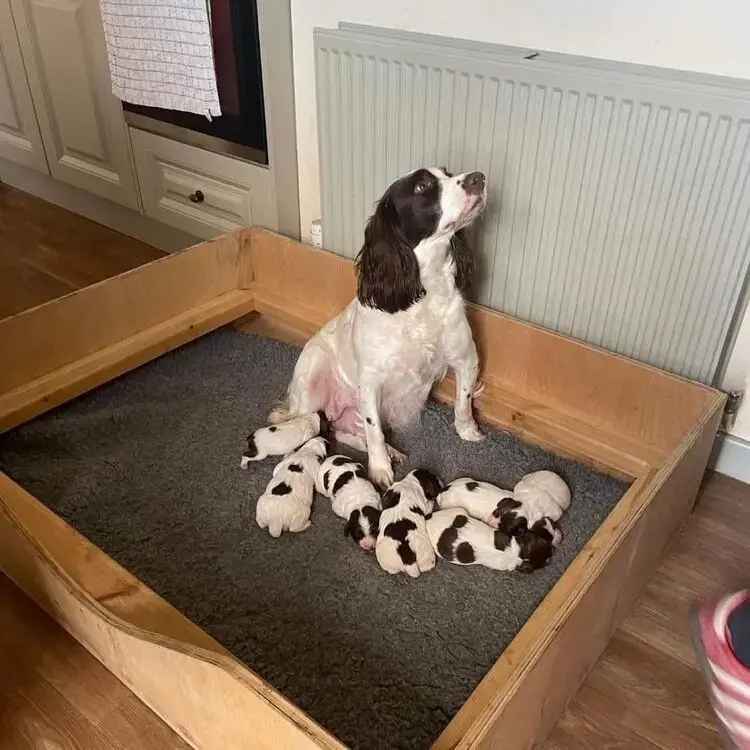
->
241, 410, 328, 468
437, 478, 516, 528
375, 469, 442, 578
498, 470, 570, 541
315, 454, 382, 550
426, 507, 561, 573
255, 436, 328, 538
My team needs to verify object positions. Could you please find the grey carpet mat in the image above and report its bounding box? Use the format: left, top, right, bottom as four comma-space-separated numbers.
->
0, 330, 628, 750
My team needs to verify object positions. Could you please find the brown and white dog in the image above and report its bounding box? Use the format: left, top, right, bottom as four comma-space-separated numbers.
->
267, 167, 488, 488
375, 469, 442, 578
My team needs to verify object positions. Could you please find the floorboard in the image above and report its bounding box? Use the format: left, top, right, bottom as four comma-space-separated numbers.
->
1, 185, 747, 750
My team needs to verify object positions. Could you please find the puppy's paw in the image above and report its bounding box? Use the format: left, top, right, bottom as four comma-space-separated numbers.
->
240, 456, 251, 470
369, 460, 394, 490
455, 419, 485, 442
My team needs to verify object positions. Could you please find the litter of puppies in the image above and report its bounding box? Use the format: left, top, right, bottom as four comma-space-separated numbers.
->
242, 415, 570, 578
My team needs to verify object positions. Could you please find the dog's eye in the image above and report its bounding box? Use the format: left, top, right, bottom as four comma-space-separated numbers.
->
415, 181, 429, 193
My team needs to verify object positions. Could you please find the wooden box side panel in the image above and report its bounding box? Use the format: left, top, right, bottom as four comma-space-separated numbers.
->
0, 474, 343, 750
433, 396, 723, 750
249, 228, 715, 452
0, 229, 253, 396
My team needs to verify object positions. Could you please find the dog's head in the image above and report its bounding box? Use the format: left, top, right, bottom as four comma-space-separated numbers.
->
355, 167, 487, 313
515, 519, 561, 573
344, 505, 381, 550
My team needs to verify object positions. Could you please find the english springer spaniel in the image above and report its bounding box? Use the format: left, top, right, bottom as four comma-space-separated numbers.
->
437, 478, 516, 528
427, 507, 561, 573
268, 167, 487, 488
255, 437, 327, 537
499, 470, 570, 539
315, 454, 382, 550
375, 469, 442, 578
240, 411, 328, 468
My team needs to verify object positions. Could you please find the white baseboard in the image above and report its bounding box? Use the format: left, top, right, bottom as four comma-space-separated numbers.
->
711, 432, 750, 484
0, 158, 198, 253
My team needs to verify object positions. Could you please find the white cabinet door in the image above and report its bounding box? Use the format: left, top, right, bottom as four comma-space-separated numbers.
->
9, 0, 139, 209
0, 0, 47, 172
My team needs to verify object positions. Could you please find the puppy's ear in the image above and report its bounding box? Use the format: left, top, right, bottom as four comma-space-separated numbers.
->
412, 468, 442, 501
517, 531, 553, 571
315, 410, 331, 442
450, 228, 474, 293
501, 511, 527, 537
343, 509, 358, 538
356, 193, 425, 313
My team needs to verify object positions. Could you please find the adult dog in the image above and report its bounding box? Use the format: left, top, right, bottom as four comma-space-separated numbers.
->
270, 167, 487, 487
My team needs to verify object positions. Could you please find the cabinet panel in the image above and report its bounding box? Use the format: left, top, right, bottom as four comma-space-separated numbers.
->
10, 0, 139, 208
0, 0, 47, 172
131, 128, 277, 240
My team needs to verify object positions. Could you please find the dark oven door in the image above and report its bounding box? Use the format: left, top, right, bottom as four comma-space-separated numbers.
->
122, 0, 267, 165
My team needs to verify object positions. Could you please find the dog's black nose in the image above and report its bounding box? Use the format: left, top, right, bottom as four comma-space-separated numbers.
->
463, 171, 485, 195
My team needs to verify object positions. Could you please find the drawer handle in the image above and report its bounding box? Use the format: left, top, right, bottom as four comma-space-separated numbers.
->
189, 190, 205, 204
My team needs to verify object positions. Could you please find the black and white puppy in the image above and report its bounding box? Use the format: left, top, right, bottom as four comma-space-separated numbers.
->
255, 436, 327, 538
499, 470, 570, 541
437, 478, 516, 528
241, 411, 328, 468
375, 469, 442, 578
427, 507, 561, 573
267, 167, 488, 489
315, 454, 382, 550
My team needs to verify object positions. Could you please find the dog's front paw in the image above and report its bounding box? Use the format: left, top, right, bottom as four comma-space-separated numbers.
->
369, 460, 394, 490
455, 419, 485, 442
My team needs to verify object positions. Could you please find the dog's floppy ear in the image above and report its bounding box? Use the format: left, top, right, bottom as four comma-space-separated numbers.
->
450, 228, 474, 293
517, 531, 553, 572
356, 192, 425, 313
412, 468, 442, 501
343, 509, 359, 539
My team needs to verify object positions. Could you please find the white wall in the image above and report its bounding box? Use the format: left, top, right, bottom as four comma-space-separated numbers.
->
290, 0, 750, 442
722, 303, 750, 441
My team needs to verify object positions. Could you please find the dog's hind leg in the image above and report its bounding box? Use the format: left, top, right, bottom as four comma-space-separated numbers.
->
268, 341, 331, 424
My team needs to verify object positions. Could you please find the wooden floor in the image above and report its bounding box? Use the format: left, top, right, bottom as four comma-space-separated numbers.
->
0, 182, 160, 319
1, 185, 746, 750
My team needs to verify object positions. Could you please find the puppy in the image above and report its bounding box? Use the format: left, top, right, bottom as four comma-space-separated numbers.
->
255, 436, 328, 538
437, 478, 516, 528
315, 454, 382, 550
241, 411, 328, 468
375, 469, 442, 578
497, 470, 570, 541
427, 507, 561, 573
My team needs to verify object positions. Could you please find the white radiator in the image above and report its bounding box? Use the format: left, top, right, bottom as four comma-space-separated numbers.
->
314, 24, 750, 383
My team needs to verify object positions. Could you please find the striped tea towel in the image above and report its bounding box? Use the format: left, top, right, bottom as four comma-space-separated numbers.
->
98, 0, 221, 119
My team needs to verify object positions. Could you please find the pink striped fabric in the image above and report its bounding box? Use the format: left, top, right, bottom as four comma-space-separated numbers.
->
697, 591, 750, 749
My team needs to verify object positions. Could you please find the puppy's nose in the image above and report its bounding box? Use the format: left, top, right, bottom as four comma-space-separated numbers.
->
463, 171, 485, 195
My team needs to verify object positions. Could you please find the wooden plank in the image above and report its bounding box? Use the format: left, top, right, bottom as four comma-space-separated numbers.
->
0, 230, 251, 395
249, 228, 715, 452
432, 391, 724, 750
0, 289, 255, 432
0, 478, 344, 750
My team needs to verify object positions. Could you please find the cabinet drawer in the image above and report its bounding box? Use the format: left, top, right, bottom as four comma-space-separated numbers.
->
130, 128, 277, 240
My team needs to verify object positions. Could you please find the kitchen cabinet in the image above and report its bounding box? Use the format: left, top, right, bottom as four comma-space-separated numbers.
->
0, 0, 47, 173
8, 0, 139, 209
